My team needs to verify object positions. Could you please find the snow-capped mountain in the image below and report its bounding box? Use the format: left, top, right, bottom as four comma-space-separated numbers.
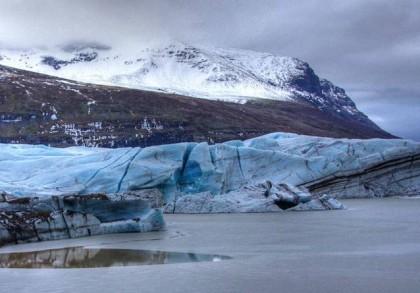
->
0, 41, 362, 119
0, 41, 394, 147
0, 63, 393, 148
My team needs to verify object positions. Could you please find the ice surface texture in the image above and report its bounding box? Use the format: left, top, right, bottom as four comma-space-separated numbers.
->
0, 190, 165, 246
0, 132, 419, 199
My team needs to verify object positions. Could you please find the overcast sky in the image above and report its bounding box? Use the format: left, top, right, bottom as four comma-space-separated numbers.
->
1, 0, 419, 140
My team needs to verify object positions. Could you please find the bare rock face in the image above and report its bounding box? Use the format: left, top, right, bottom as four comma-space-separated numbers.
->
0, 190, 165, 246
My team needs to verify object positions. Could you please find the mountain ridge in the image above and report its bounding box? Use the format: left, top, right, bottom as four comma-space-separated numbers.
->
0, 42, 377, 128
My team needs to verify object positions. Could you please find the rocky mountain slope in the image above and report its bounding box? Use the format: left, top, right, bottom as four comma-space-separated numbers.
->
0, 64, 392, 147
0, 42, 392, 145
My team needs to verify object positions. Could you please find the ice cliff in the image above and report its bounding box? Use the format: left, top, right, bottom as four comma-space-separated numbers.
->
0, 132, 419, 200
0, 190, 165, 246
1, 131, 419, 244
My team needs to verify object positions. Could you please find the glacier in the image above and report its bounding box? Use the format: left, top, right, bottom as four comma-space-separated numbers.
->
1, 131, 419, 245
0, 190, 165, 246
0, 132, 419, 200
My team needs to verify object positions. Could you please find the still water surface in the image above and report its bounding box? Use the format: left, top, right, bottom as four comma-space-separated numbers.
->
0, 247, 231, 269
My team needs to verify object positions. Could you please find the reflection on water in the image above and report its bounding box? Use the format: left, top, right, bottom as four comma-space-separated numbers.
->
0, 247, 231, 269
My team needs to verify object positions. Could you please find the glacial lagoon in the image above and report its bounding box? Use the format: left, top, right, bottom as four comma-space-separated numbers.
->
0, 199, 419, 293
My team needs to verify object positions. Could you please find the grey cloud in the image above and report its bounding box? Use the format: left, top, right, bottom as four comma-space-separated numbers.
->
0, 0, 419, 140
350, 88, 420, 141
